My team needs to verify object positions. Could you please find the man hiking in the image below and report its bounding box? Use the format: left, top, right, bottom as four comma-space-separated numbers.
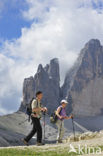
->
56, 99, 73, 143
22, 91, 47, 146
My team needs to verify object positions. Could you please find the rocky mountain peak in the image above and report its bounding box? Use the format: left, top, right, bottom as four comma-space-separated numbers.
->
37, 64, 44, 73
85, 39, 101, 48
20, 58, 60, 113
48, 58, 60, 82
20, 39, 103, 117
62, 39, 103, 117
44, 64, 49, 73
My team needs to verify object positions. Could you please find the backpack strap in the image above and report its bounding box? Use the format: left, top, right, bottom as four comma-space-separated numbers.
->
36, 99, 38, 108
36, 99, 41, 107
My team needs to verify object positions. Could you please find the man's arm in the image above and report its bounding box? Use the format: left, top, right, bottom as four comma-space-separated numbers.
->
32, 101, 47, 113
32, 107, 42, 113
32, 100, 41, 113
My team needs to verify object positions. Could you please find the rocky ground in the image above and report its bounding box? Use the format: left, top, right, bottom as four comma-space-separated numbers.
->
0, 132, 103, 156
0, 111, 82, 147
0, 111, 103, 150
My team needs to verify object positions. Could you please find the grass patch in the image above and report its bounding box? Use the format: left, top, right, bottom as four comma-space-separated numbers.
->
0, 145, 103, 156
0, 147, 78, 156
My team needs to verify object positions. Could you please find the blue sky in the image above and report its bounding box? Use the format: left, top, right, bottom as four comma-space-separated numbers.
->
0, 0, 103, 115
0, 0, 102, 41
92, 0, 103, 10
0, 1, 32, 40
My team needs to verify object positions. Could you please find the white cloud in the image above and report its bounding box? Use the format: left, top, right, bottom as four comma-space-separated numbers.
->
0, 0, 103, 115
23, 0, 52, 21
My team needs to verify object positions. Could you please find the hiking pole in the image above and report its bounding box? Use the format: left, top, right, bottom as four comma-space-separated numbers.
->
43, 111, 46, 144
71, 115, 76, 141
18, 118, 28, 125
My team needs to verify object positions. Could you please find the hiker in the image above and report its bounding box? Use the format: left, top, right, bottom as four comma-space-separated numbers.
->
22, 91, 47, 146
56, 99, 73, 143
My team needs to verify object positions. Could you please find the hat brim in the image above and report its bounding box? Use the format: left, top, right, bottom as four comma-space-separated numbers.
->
61, 102, 68, 104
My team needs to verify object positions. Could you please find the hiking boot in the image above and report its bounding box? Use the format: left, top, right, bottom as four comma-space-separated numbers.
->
21, 139, 29, 146
36, 142, 45, 146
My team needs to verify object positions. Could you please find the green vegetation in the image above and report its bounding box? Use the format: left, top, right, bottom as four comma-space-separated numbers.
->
0, 145, 103, 156
0, 146, 78, 156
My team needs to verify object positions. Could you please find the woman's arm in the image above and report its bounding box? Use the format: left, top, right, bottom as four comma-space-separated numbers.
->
56, 107, 63, 119
64, 114, 74, 120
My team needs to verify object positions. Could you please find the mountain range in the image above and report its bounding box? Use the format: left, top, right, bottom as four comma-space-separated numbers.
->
20, 39, 103, 117
1, 39, 103, 147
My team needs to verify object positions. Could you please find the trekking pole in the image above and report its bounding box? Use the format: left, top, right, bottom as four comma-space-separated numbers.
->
59, 120, 62, 142
18, 118, 28, 125
71, 115, 76, 141
43, 111, 46, 143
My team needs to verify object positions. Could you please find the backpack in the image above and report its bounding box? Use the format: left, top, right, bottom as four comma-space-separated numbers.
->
26, 98, 38, 122
50, 106, 62, 124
